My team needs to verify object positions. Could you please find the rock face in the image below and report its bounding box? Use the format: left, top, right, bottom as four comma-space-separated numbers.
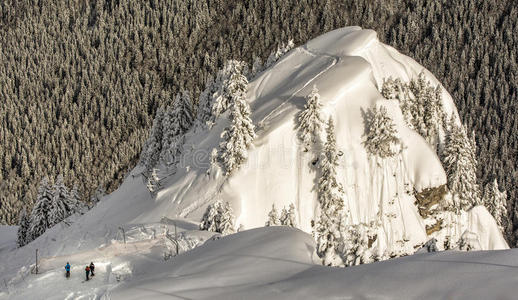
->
126, 27, 507, 252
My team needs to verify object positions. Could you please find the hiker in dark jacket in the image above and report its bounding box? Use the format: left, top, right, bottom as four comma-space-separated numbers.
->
85, 265, 90, 281
90, 262, 95, 276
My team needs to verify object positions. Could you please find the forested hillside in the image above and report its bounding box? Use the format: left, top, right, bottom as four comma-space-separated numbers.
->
1, 0, 517, 244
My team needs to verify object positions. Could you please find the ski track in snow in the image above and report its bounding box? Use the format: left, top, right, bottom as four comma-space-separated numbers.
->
256, 45, 339, 134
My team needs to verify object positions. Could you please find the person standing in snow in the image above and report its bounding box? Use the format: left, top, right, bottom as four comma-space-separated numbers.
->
85, 265, 90, 281
65, 262, 71, 278
90, 262, 95, 276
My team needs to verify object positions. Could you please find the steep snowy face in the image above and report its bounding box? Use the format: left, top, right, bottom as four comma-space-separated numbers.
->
134, 27, 504, 252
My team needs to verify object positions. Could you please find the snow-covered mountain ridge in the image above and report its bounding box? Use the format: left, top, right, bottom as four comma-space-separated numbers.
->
137, 26, 507, 253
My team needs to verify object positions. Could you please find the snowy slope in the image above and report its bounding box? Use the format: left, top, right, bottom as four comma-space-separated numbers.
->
107, 227, 518, 300
3, 227, 516, 300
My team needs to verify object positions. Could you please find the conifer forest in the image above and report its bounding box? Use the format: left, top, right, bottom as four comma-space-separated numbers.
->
1, 0, 517, 246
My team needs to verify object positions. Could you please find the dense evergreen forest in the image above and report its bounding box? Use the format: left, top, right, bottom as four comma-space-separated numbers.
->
1, 0, 517, 244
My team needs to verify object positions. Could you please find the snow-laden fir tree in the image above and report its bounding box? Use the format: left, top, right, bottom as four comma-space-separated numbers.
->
381, 77, 399, 100
147, 168, 160, 195
90, 185, 105, 208
298, 85, 325, 152
408, 72, 444, 148
218, 201, 236, 235
441, 116, 481, 211
211, 60, 248, 121
381, 77, 415, 130
140, 106, 165, 170
199, 200, 235, 235
363, 105, 402, 158
218, 63, 256, 176
196, 75, 219, 129
17, 207, 30, 247
381, 73, 444, 150
69, 184, 86, 214
199, 200, 221, 232
315, 117, 347, 266
265, 204, 280, 226
483, 179, 507, 232
280, 203, 297, 227
250, 56, 263, 79
49, 174, 73, 226
265, 40, 295, 69
341, 223, 375, 267
161, 90, 194, 164
27, 177, 54, 243
422, 238, 439, 253
458, 231, 482, 251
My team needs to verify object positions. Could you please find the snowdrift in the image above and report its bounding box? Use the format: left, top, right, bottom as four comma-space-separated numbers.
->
106, 227, 518, 300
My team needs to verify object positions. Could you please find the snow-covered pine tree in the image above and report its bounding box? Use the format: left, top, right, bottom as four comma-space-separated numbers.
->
441, 116, 481, 211
147, 168, 160, 195
458, 231, 481, 251
49, 174, 72, 226
341, 223, 375, 267
161, 90, 194, 164
298, 85, 325, 152
315, 117, 347, 266
363, 106, 402, 158
27, 177, 54, 242
250, 56, 263, 79
200, 200, 222, 232
69, 184, 86, 214
211, 60, 248, 121
199, 200, 235, 235
140, 106, 165, 170
218, 63, 256, 176
17, 207, 30, 247
218, 201, 236, 235
483, 179, 507, 232
280, 203, 297, 227
90, 185, 105, 208
265, 39, 294, 68
381, 77, 415, 130
381, 77, 398, 100
408, 72, 444, 148
196, 75, 218, 129
265, 204, 280, 226
382, 73, 444, 150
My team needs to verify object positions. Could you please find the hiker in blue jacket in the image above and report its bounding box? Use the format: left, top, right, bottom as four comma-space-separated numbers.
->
65, 262, 71, 278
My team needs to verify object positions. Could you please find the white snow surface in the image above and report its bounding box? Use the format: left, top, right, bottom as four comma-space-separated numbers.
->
0, 225, 17, 254
0, 26, 511, 299
2, 227, 517, 300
